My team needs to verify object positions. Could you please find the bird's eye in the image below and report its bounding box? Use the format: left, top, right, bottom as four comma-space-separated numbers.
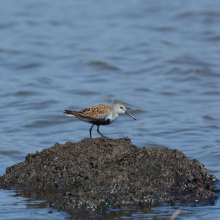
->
120, 106, 123, 109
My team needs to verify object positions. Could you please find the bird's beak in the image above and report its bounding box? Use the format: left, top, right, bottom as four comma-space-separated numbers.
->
125, 111, 136, 120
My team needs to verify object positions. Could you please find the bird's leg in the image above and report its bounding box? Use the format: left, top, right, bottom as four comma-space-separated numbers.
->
97, 125, 104, 137
90, 124, 94, 138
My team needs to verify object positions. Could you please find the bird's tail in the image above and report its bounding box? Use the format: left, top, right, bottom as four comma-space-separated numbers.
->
64, 110, 76, 116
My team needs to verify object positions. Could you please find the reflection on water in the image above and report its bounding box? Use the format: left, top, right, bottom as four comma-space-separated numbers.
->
0, 0, 220, 219
0, 189, 69, 220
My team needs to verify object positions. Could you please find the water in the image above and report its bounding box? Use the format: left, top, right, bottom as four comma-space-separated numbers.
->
0, 0, 220, 219
0, 190, 69, 220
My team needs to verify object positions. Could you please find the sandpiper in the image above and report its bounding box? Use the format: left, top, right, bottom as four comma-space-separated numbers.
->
64, 103, 136, 138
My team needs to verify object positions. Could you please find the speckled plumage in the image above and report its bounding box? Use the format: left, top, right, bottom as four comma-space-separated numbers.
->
78, 104, 113, 116
64, 103, 136, 138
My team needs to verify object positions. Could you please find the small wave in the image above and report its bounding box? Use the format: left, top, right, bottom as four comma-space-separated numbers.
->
88, 61, 120, 71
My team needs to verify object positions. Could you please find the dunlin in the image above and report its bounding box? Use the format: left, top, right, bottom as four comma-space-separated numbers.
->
64, 103, 136, 138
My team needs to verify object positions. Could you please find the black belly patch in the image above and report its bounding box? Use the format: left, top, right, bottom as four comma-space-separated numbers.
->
105, 119, 111, 124
91, 119, 111, 126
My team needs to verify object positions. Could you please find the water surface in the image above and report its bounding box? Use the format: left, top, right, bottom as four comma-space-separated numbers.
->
0, 0, 220, 219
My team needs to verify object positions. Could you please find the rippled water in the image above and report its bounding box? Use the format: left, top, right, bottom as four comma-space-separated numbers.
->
1, 0, 220, 219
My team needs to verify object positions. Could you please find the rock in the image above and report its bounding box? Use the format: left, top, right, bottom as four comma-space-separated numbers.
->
0, 137, 218, 216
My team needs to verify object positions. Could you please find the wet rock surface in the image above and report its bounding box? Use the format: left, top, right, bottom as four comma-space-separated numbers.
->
0, 137, 218, 216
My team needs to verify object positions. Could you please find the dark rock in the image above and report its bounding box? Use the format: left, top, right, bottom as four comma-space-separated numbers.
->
0, 137, 218, 216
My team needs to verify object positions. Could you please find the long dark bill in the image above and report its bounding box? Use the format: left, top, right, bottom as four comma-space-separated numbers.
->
125, 111, 136, 120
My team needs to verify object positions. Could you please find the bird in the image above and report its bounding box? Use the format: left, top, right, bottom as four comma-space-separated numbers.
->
64, 103, 136, 138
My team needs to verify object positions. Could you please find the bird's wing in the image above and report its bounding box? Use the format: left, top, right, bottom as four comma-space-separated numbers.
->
78, 104, 112, 116
64, 104, 112, 123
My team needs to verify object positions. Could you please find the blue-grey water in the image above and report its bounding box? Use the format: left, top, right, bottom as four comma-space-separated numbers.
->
0, 0, 220, 219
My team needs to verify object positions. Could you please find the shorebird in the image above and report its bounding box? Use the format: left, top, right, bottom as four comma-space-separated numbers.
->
64, 103, 136, 138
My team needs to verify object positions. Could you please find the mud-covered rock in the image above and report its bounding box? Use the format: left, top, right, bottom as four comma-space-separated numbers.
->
0, 137, 218, 215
